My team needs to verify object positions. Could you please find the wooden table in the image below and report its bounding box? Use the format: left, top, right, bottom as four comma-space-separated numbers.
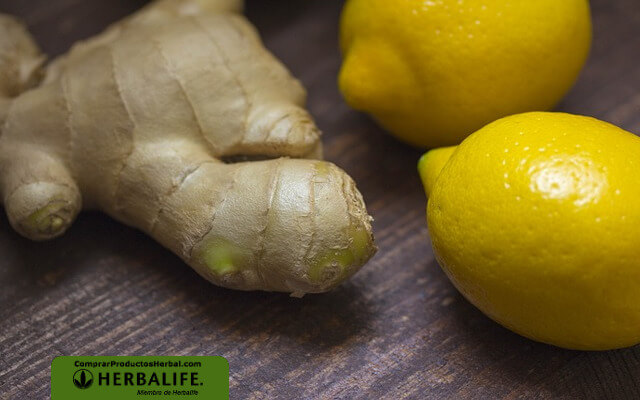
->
1, 1, 639, 398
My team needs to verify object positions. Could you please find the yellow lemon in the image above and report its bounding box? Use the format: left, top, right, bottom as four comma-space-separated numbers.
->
339, 0, 592, 148
418, 112, 640, 350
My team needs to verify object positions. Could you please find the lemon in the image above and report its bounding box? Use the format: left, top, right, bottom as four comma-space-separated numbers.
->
418, 112, 640, 350
339, 0, 592, 148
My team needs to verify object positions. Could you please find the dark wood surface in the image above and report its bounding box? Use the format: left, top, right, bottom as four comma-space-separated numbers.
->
1, 1, 640, 399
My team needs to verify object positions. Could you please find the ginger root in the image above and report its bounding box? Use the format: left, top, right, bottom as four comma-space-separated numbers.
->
0, 0, 376, 295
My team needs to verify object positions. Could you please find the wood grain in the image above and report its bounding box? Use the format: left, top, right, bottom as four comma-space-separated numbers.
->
1, 0, 640, 399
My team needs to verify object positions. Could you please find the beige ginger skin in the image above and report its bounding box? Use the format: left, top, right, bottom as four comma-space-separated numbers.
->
0, 0, 376, 295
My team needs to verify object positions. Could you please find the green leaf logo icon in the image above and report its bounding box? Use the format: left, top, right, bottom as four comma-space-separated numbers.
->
72, 369, 93, 389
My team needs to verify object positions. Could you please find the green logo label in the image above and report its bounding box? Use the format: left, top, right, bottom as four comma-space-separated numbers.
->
51, 356, 229, 399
